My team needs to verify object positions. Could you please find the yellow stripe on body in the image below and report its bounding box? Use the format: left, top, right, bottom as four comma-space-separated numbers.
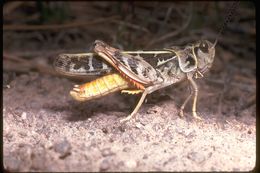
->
70, 73, 131, 101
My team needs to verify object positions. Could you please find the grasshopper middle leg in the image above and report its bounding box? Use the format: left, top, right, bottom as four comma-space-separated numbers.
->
120, 90, 148, 123
120, 84, 163, 123
179, 86, 193, 117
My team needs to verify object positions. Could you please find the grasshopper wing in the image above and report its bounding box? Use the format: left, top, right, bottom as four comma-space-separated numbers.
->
93, 40, 161, 86
53, 53, 112, 76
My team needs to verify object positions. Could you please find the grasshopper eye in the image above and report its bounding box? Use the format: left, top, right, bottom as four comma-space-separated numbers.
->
199, 41, 209, 53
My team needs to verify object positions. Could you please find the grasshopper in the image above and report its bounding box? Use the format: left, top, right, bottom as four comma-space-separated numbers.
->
54, 40, 215, 122
54, 2, 239, 122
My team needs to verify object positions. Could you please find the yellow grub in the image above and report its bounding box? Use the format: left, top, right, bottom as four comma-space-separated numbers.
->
70, 73, 132, 101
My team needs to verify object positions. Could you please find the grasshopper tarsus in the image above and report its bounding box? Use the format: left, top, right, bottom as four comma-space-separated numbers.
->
179, 110, 184, 118
192, 111, 203, 121
120, 115, 136, 123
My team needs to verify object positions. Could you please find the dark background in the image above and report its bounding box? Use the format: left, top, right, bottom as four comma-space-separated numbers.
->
3, 2, 255, 52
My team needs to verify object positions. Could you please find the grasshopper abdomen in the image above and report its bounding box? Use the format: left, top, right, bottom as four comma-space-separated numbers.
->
70, 73, 131, 102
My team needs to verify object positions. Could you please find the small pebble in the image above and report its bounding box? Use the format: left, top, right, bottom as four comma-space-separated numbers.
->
101, 148, 114, 157
146, 105, 162, 114
53, 139, 72, 159
125, 160, 137, 169
122, 147, 131, 152
152, 123, 162, 131
135, 122, 143, 129
18, 131, 27, 137
4, 155, 21, 171
163, 156, 177, 166
187, 152, 205, 164
31, 150, 47, 170
102, 128, 108, 134
21, 112, 27, 120
118, 125, 126, 132
100, 159, 110, 171
44, 141, 53, 149
142, 154, 148, 159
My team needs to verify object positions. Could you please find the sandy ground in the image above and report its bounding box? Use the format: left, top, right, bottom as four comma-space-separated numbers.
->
3, 72, 256, 172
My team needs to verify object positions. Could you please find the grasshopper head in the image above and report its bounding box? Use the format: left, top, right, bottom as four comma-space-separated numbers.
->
193, 40, 216, 75
166, 40, 215, 75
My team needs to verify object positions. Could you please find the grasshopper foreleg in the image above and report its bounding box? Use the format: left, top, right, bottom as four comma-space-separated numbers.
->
180, 73, 202, 120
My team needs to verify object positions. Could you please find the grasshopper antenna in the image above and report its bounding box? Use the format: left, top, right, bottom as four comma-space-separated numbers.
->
213, 1, 240, 48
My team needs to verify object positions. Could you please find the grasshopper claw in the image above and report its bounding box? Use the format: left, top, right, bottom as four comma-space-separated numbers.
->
179, 110, 184, 118
120, 114, 137, 123
120, 117, 132, 123
192, 111, 203, 121
179, 110, 203, 121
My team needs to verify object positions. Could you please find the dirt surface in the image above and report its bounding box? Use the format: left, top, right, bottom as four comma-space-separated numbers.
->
3, 72, 256, 172
3, 1, 256, 172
